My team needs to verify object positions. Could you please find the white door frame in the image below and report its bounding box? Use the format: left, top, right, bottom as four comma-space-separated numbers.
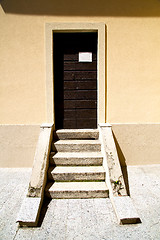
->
45, 22, 106, 127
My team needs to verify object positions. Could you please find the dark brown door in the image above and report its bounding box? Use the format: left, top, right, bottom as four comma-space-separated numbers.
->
53, 32, 97, 129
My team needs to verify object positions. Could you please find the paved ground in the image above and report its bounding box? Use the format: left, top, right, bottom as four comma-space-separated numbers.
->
0, 165, 160, 240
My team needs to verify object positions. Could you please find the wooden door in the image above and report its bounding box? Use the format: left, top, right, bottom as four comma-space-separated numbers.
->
53, 32, 97, 129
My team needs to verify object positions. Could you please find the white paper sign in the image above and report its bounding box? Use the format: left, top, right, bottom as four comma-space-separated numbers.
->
79, 52, 92, 62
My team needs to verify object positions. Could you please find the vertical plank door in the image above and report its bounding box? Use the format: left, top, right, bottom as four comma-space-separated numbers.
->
54, 32, 97, 129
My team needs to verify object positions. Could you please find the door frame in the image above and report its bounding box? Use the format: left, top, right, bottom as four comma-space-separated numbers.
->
45, 22, 106, 127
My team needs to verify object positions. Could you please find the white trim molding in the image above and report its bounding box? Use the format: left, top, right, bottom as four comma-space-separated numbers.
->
45, 22, 106, 125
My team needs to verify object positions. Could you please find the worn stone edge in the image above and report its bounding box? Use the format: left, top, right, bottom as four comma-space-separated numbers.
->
98, 124, 141, 224
111, 196, 141, 225
16, 197, 42, 227
98, 124, 127, 196
99, 123, 112, 127
41, 123, 54, 128
27, 124, 54, 197
16, 123, 54, 227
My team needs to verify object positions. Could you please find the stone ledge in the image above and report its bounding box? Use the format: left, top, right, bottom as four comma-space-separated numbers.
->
112, 196, 141, 224
40, 123, 54, 128
17, 123, 54, 227
16, 197, 41, 227
98, 123, 112, 127
99, 124, 141, 224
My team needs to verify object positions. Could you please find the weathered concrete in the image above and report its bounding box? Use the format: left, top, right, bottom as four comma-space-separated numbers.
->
112, 196, 141, 224
99, 124, 141, 224
48, 166, 105, 181
48, 129, 107, 200
16, 197, 41, 227
45, 181, 109, 199
16, 123, 54, 227
27, 123, 54, 197
99, 124, 127, 196
55, 129, 99, 139
50, 151, 103, 166
53, 140, 101, 152
0, 166, 160, 239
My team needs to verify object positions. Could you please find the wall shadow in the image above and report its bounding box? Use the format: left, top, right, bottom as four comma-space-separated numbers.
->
37, 197, 52, 227
112, 132, 130, 196
1, 0, 160, 17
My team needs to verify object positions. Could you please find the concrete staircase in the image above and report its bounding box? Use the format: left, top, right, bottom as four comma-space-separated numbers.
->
45, 129, 109, 199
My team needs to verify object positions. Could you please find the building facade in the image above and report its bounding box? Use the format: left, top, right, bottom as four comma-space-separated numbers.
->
1, 0, 160, 167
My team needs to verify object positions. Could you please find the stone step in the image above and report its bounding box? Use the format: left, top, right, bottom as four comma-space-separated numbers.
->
48, 166, 105, 181
54, 129, 99, 140
53, 140, 101, 152
45, 182, 109, 199
50, 152, 103, 166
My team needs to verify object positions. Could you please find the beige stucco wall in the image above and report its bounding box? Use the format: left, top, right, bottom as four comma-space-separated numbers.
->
1, 1, 160, 166
1, 4, 160, 124
107, 19, 160, 123
0, 125, 40, 167
1, 123, 160, 167
0, 10, 46, 124
112, 124, 160, 166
